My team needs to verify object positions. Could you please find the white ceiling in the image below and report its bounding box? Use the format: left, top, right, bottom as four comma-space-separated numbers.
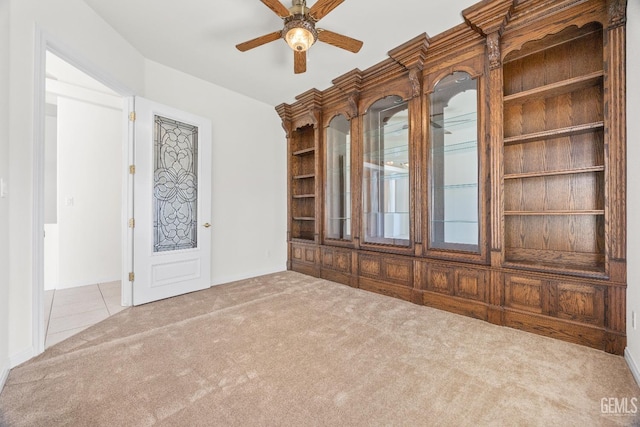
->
83, 0, 479, 106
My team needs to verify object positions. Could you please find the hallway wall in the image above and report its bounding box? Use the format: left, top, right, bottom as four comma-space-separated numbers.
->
6, 0, 144, 365
56, 97, 122, 288
0, 0, 12, 387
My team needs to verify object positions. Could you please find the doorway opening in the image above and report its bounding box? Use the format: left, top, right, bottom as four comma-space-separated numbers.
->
42, 51, 125, 348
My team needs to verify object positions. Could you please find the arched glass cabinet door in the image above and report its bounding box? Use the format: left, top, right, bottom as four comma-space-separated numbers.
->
429, 71, 479, 252
325, 114, 351, 240
362, 95, 410, 246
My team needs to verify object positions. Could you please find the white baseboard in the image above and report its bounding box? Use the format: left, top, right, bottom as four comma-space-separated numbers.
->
625, 347, 640, 387
9, 347, 35, 369
0, 362, 9, 393
211, 266, 286, 287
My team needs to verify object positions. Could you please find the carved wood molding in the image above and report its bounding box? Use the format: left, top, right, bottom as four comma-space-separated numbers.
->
463, 0, 514, 37
487, 32, 501, 70
607, 0, 627, 28
332, 68, 362, 94
295, 88, 323, 128
408, 68, 421, 98
275, 103, 293, 137
346, 93, 359, 119
332, 69, 363, 118
306, 107, 321, 127
387, 33, 431, 71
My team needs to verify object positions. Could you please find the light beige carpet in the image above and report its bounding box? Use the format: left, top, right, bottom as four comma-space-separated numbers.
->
1, 271, 639, 426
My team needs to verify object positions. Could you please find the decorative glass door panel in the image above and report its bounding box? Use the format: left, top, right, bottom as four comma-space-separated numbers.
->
153, 115, 198, 252
133, 97, 211, 306
362, 96, 410, 246
429, 71, 479, 252
325, 114, 351, 240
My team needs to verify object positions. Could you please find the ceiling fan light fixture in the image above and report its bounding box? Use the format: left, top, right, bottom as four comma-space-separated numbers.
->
283, 18, 317, 52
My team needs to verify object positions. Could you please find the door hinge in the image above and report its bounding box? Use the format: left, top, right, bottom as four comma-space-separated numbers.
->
129, 165, 136, 174
129, 218, 135, 228
128, 272, 135, 282
129, 111, 136, 121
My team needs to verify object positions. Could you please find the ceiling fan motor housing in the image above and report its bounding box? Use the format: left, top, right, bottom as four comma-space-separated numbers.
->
283, 17, 318, 51
289, 0, 308, 16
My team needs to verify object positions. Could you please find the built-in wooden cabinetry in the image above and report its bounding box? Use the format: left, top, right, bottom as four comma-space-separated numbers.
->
276, 0, 627, 354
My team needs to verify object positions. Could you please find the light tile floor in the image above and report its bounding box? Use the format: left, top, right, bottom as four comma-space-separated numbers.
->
44, 281, 125, 348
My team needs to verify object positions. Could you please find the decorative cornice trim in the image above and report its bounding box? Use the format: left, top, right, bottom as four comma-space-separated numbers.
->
463, 0, 514, 36
388, 33, 431, 71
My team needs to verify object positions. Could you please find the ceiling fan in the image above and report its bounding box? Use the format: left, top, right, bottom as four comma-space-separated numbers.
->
236, 0, 363, 74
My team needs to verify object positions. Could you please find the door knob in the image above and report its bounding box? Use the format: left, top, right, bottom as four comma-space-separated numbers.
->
203, 223, 211, 228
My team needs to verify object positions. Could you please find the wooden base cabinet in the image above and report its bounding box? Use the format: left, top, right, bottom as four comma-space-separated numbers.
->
278, 0, 627, 355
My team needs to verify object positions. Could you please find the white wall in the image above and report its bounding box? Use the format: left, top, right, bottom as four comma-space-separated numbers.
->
0, 0, 12, 388
43, 107, 57, 224
625, 1, 640, 382
56, 97, 122, 288
144, 60, 287, 285
6, 0, 145, 365
4, 0, 287, 367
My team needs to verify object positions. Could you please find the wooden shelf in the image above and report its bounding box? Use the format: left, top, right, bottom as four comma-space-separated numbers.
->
293, 217, 315, 221
503, 258, 605, 277
505, 210, 604, 216
291, 236, 315, 242
504, 121, 604, 145
293, 173, 315, 180
503, 71, 603, 104
293, 147, 315, 156
292, 194, 315, 199
504, 166, 604, 180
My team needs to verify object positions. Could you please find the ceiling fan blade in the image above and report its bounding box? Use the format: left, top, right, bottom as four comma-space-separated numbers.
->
294, 50, 306, 74
317, 29, 363, 53
308, 0, 344, 21
236, 31, 283, 52
260, 0, 292, 18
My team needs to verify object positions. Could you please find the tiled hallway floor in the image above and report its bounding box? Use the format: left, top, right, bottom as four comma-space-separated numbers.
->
44, 281, 125, 348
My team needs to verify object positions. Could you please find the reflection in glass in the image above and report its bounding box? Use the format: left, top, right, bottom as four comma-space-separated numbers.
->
153, 115, 198, 252
363, 96, 410, 246
325, 114, 351, 240
429, 71, 478, 251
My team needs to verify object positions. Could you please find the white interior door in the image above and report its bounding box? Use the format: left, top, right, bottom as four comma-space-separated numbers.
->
133, 97, 211, 305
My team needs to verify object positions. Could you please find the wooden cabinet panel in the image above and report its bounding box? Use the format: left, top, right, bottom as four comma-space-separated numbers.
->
358, 253, 413, 288
291, 243, 318, 265
423, 264, 453, 295
320, 247, 354, 287
292, 245, 303, 262
358, 254, 381, 279
504, 275, 544, 314
304, 247, 316, 263
321, 247, 351, 273
455, 269, 487, 302
418, 263, 486, 302
290, 243, 320, 277
553, 281, 605, 326
384, 258, 413, 287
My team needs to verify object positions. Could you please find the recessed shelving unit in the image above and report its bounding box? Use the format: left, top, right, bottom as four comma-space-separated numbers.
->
290, 124, 317, 242
502, 22, 605, 274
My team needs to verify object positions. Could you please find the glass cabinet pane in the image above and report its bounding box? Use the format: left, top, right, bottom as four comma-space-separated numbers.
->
363, 96, 410, 246
429, 71, 479, 252
325, 114, 351, 240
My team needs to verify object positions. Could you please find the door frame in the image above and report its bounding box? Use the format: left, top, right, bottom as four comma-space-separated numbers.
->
33, 27, 135, 355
